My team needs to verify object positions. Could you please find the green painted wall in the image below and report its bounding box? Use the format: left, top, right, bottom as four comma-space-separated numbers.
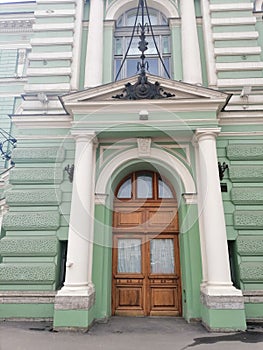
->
218, 137, 263, 319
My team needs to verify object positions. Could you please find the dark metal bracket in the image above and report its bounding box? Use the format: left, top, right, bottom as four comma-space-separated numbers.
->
218, 162, 228, 181
64, 164, 74, 183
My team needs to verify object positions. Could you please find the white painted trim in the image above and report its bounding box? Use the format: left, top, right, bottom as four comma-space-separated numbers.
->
211, 17, 256, 26
27, 67, 72, 76
32, 23, 75, 31
95, 148, 196, 196
28, 52, 73, 60
213, 32, 259, 41
216, 62, 263, 71
24, 83, 71, 93
35, 10, 76, 18
37, 0, 77, 3
217, 78, 263, 88
12, 115, 72, 129
105, 0, 179, 20
219, 131, 263, 137
210, 3, 253, 11
0, 43, 31, 49
182, 193, 197, 205
30, 37, 74, 46
214, 47, 261, 56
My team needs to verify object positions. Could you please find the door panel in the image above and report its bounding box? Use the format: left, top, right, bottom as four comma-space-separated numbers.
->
112, 171, 181, 316
112, 234, 181, 316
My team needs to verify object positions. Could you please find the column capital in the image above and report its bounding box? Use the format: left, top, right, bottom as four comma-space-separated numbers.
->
195, 127, 221, 142
71, 130, 97, 144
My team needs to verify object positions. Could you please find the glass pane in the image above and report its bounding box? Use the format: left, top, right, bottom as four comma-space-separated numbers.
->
117, 177, 132, 198
163, 57, 170, 78
128, 37, 157, 56
158, 177, 174, 199
118, 239, 141, 273
115, 37, 123, 55
127, 13, 158, 26
150, 239, 175, 274
117, 14, 123, 27
128, 37, 141, 56
137, 173, 153, 198
162, 36, 170, 54
161, 14, 168, 25
147, 58, 158, 75
127, 58, 138, 77
115, 58, 122, 80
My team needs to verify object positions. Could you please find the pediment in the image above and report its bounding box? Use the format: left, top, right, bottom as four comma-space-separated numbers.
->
61, 74, 229, 113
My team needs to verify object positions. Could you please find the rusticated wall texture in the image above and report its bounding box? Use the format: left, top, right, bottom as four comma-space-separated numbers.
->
225, 142, 263, 293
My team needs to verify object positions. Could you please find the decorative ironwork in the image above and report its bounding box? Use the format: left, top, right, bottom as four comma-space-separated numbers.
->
0, 128, 17, 165
218, 162, 228, 181
112, 0, 174, 100
113, 77, 175, 100
64, 164, 74, 183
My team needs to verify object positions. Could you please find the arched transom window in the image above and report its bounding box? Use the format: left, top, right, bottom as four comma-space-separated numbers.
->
116, 171, 175, 200
114, 7, 171, 80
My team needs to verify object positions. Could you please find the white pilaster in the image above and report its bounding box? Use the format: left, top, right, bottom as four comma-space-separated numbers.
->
84, 0, 104, 88
195, 128, 241, 296
200, 0, 217, 87
58, 131, 97, 296
71, 0, 85, 90
180, 0, 203, 84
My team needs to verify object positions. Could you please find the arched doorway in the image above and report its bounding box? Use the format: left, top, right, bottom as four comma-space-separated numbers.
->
112, 171, 182, 316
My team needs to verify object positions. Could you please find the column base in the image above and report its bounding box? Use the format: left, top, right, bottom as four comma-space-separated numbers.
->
200, 286, 247, 332
53, 285, 96, 331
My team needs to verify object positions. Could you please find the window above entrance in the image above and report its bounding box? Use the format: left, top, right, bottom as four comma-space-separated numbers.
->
116, 171, 175, 200
114, 7, 171, 80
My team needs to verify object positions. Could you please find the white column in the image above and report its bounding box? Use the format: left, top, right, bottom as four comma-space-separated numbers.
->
84, 0, 104, 88
200, 0, 217, 88
180, 0, 203, 84
195, 128, 241, 296
194, 142, 208, 286
59, 131, 97, 296
71, 0, 85, 90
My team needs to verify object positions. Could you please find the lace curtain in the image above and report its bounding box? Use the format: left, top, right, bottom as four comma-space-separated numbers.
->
150, 239, 175, 274
118, 239, 141, 273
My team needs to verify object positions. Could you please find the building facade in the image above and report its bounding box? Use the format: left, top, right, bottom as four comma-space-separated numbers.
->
0, 0, 263, 331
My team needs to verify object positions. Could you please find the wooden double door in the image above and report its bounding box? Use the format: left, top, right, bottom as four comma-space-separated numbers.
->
112, 171, 182, 316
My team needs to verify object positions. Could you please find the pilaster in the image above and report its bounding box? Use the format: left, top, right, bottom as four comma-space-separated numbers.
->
54, 131, 97, 330
195, 128, 246, 331
180, 0, 202, 84
84, 0, 104, 87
